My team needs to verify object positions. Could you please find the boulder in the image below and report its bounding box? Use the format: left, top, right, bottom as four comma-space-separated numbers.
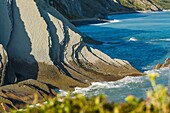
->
154, 58, 170, 69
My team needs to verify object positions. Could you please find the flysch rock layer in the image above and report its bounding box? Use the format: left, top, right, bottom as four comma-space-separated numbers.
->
0, 0, 142, 109
0, 45, 8, 86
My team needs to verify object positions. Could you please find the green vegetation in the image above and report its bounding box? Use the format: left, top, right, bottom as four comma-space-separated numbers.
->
118, 0, 151, 11
8, 73, 170, 113
155, 0, 170, 10
118, 0, 170, 11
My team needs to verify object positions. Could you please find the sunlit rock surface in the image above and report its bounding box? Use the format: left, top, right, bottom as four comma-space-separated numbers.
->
0, 44, 8, 86
0, 0, 142, 109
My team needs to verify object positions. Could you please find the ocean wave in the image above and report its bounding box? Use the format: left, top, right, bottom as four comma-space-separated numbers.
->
158, 38, 170, 41
142, 65, 154, 70
145, 38, 170, 44
151, 38, 170, 42
128, 37, 138, 41
144, 67, 170, 75
73, 68, 170, 93
90, 19, 122, 26
73, 68, 170, 101
73, 76, 144, 94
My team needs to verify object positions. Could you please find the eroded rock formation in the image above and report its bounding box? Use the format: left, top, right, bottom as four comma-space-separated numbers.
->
0, 0, 142, 109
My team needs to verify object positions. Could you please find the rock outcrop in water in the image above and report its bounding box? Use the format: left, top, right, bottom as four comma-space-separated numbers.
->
154, 58, 170, 69
0, 0, 142, 109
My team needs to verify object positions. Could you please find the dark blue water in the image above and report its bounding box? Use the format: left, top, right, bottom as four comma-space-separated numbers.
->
73, 12, 170, 102
77, 11, 170, 72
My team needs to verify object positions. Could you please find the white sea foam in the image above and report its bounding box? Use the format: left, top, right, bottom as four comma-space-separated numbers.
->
163, 10, 170, 12
90, 19, 122, 26
145, 38, 170, 44
109, 19, 122, 23
55, 88, 68, 96
150, 38, 170, 42
53, 68, 170, 101
144, 68, 170, 76
73, 76, 144, 95
142, 65, 153, 70
73, 67, 170, 97
158, 38, 170, 41
129, 37, 138, 41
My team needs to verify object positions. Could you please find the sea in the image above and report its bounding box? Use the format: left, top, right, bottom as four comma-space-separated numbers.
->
72, 11, 170, 102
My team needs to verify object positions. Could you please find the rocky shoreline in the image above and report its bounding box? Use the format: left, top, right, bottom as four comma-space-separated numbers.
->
70, 10, 170, 27
70, 18, 109, 26
0, 0, 144, 110
0, 0, 169, 111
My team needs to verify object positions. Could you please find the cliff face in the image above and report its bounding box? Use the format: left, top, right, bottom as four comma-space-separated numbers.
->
1, 0, 142, 88
0, 0, 143, 108
51, 0, 133, 19
50, 0, 170, 19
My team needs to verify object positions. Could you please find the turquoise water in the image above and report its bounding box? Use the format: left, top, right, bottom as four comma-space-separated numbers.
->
73, 12, 170, 102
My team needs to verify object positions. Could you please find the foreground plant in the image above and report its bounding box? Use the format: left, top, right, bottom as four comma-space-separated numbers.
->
10, 73, 170, 113
145, 73, 170, 113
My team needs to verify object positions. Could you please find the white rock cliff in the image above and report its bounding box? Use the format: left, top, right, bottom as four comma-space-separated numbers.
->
0, 0, 144, 109
0, 0, 142, 90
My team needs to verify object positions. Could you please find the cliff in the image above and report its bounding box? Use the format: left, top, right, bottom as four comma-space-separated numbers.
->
0, 0, 142, 109
50, 0, 170, 19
